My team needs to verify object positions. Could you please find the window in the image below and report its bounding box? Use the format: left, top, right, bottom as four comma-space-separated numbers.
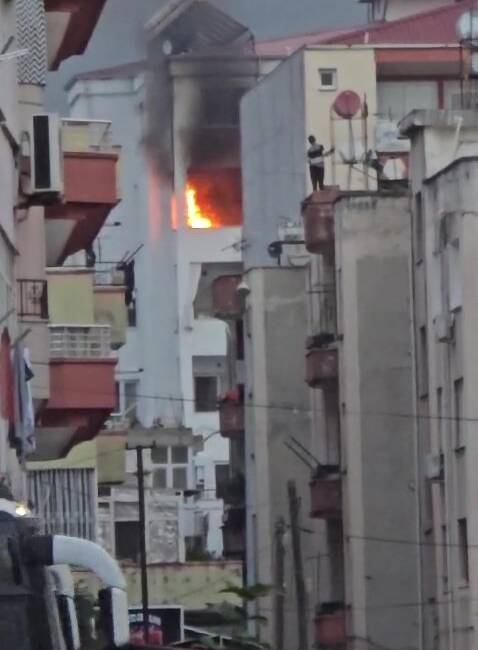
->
194, 376, 218, 412
114, 382, 120, 413
172, 445, 188, 464
215, 463, 230, 500
414, 193, 424, 263
173, 467, 188, 490
458, 518, 469, 583
454, 378, 464, 449
151, 445, 168, 464
319, 68, 337, 90
115, 521, 140, 561
124, 380, 138, 423
153, 468, 167, 489
200, 87, 243, 126
419, 326, 429, 397
441, 525, 448, 591
98, 485, 111, 497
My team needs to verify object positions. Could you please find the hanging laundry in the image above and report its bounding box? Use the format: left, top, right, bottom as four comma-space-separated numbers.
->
0, 329, 14, 426
22, 348, 35, 456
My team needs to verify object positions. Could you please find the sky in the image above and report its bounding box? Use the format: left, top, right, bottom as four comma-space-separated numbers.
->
45, 0, 366, 112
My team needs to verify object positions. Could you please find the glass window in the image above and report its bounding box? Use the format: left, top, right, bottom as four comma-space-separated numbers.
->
153, 468, 167, 489
124, 380, 138, 423
151, 445, 168, 464
194, 376, 218, 412
171, 445, 188, 464
173, 467, 188, 490
318, 68, 337, 90
215, 464, 230, 500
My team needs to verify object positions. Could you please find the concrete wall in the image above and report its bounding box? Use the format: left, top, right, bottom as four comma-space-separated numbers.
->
244, 267, 318, 647
74, 560, 243, 610
334, 194, 419, 650
304, 48, 377, 192
241, 50, 306, 269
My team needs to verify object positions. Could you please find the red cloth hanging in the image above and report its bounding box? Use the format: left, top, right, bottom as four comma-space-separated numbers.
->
0, 328, 14, 423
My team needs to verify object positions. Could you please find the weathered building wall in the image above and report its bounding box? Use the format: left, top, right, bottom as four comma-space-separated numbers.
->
335, 193, 420, 650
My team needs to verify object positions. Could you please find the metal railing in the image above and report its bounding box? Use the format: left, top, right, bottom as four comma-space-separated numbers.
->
61, 118, 115, 153
310, 283, 337, 338
17, 279, 48, 319
94, 262, 125, 287
49, 324, 112, 359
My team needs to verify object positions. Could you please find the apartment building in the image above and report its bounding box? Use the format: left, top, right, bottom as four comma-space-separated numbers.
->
400, 109, 478, 650
235, 4, 469, 648
62, 0, 279, 558
0, 0, 119, 504
359, 0, 461, 22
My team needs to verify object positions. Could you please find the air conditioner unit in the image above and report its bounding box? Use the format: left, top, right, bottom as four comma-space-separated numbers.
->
434, 313, 454, 343
29, 113, 63, 199
425, 453, 444, 481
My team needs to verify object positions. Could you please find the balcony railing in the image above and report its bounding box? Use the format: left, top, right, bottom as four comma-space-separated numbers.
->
17, 279, 49, 319
49, 325, 112, 359
309, 283, 337, 346
94, 262, 125, 287
310, 466, 341, 519
61, 119, 115, 154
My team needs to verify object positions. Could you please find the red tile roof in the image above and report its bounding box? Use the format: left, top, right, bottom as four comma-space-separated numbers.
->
255, 3, 465, 56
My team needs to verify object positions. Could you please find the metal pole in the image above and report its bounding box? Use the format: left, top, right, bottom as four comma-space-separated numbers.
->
136, 445, 150, 643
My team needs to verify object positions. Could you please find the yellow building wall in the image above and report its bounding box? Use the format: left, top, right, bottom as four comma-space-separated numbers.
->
74, 561, 243, 610
303, 47, 377, 192
47, 269, 95, 324
93, 286, 127, 350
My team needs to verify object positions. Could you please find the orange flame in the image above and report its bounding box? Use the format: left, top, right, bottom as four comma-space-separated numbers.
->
186, 185, 214, 229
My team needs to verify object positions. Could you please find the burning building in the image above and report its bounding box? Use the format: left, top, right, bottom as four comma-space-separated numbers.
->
66, 0, 280, 560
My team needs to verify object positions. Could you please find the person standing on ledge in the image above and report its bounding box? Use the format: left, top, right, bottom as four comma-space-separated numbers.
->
307, 135, 334, 192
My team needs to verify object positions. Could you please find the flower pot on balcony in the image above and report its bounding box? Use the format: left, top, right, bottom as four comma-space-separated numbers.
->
302, 190, 339, 255
314, 606, 346, 647
306, 347, 338, 388
310, 474, 342, 519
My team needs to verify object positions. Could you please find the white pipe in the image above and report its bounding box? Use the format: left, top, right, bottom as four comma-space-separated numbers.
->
52, 536, 126, 591
49, 565, 75, 598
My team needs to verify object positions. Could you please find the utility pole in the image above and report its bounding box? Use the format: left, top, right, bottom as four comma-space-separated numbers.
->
273, 517, 286, 650
136, 445, 150, 644
287, 480, 309, 650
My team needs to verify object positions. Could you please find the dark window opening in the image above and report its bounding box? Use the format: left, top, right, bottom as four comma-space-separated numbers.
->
171, 445, 188, 464
98, 486, 111, 497
458, 518, 469, 583
215, 464, 230, 500
195, 376, 218, 412
153, 468, 167, 489
151, 445, 168, 464
173, 467, 188, 490
115, 521, 140, 562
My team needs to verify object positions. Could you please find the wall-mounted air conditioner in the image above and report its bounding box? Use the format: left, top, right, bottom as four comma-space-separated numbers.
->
425, 453, 444, 481
29, 113, 63, 199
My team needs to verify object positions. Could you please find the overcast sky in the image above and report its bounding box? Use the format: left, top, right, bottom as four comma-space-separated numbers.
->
46, 0, 366, 112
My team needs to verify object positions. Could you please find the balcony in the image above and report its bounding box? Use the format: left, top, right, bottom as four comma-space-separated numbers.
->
302, 189, 339, 256
45, 0, 107, 70
93, 264, 127, 350
45, 120, 120, 266
310, 466, 341, 519
219, 397, 245, 439
306, 347, 338, 388
307, 283, 337, 349
35, 325, 116, 461
314, 604, 346, 647
212, 274, 242, 319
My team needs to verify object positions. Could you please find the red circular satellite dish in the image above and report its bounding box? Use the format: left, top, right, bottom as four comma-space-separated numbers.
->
333, 90, 362, 119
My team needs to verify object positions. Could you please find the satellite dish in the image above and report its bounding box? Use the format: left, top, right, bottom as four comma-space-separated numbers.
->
333, 90, 362, 119
456, 11, 478, 43
382, 157, 407, 181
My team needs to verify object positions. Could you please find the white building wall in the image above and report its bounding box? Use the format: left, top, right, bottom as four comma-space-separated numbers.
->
67, 69, 245, 555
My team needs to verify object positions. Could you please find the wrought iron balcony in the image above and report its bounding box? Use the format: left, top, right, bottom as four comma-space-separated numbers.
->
17, 279, 49, 319
302, 189, 339, 255
306, 347, 338, 388
307, 283, 337, 347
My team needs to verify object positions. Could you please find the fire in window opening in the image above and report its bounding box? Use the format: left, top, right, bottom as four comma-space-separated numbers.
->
185, 168, 242, 229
